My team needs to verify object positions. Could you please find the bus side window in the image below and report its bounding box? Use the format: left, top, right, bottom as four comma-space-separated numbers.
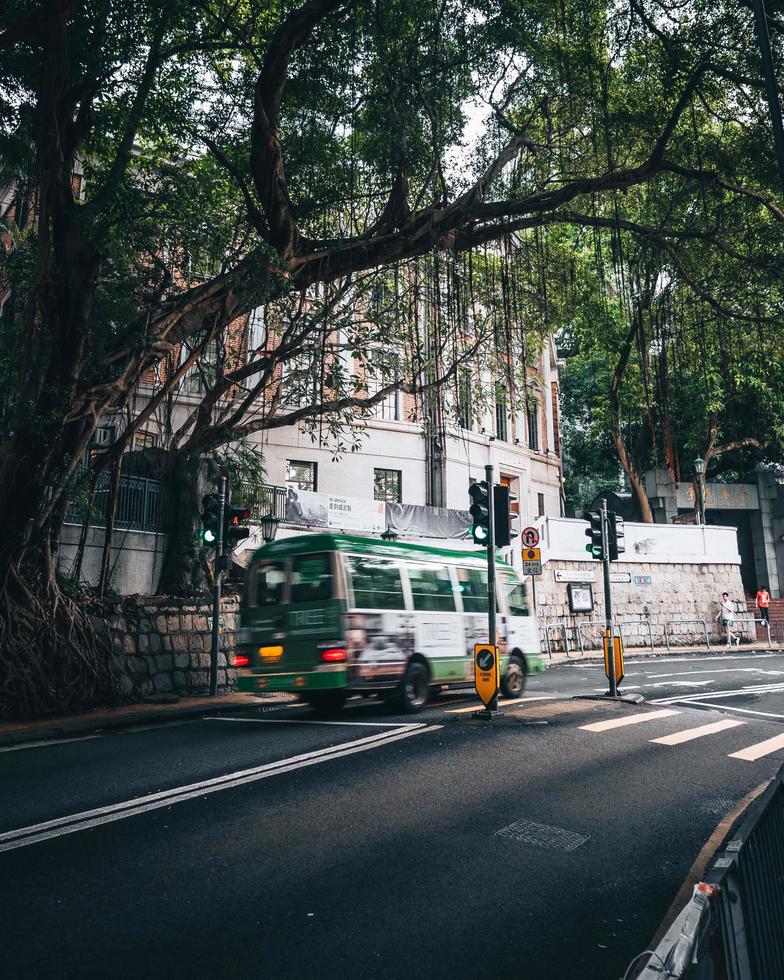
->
346, 556, 406, 609
255, 562, 286, 607
407, 563, 455, 613
501, 573, 529, 615
456, 567, 487, 613
290, 553, 333, 603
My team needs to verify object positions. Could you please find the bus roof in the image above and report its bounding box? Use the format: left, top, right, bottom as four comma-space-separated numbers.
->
248, 532, 513, 569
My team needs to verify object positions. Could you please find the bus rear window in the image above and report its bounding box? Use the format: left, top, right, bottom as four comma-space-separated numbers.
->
290, 553, 333, 603
346, 556, 405, 610
407, 563, 455, 613
254, 562, 286, 607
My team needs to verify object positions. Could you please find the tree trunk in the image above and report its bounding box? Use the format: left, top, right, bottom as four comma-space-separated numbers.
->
157, 452, 223, 596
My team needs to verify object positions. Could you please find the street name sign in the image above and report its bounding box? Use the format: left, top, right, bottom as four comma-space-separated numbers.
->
522, 547, 542, 576
474, 644, 499, 708
521, 526, 540, 548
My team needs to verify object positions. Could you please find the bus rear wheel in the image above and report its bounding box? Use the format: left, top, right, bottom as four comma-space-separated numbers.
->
303, 690, 347, 715
500, 654, 526, 699
395, 660, 430, 714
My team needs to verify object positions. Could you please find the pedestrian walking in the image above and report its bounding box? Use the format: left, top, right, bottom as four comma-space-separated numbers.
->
755, 585, 771, 624
716, 592, 738, 648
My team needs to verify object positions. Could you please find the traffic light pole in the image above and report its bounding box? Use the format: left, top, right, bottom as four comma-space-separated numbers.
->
600, 498, 618, 698
209, 475, 227, 698
485, 464, 498, 713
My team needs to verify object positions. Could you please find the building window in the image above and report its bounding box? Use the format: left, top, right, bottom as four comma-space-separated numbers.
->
457, 368, 473, 430
374, 468, 402, 503
495, 385, 508, 442
286, 460, 317, 492
134, 430, 158, 450
527, 402, 540, 452
537, 492, 545, 517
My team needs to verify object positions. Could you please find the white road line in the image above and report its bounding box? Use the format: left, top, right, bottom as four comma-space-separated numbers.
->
651, 683, 784, 705
445, 695, 557, 715
650, 719, 746, 745
667, 701, 784, 721
729, 732, 784, 762
649, 668, 784, 678
205, 717, 425, 729
579, 708, 680, 732
0, 725, 440, 855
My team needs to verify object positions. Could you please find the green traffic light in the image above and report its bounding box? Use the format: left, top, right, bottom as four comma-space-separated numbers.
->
471, 524, 489, 544
204, 529, 217, 544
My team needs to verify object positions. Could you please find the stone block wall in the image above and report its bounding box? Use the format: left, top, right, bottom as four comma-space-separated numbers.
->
103, 594, 240, 698
534, 559, 752, 652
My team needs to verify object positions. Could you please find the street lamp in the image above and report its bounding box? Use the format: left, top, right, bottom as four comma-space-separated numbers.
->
381, 526, 398, 542
694, 457, 706, 526
259, 514, 279, 543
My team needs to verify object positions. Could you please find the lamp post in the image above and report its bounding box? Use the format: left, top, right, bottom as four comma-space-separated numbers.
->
260, 514, 279, 543
381, 526, 398, 542
694, 457, 706, 526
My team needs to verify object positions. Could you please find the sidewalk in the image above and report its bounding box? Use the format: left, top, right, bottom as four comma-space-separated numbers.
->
544, 638, 781, 667
0, 692, 294, 747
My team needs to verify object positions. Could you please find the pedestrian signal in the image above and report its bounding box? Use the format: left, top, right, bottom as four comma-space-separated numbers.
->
608, 514, 625, 561
225, 505, 251, 548
468, 481, 490, 545
200, 493, 221, 547
584, 510, 603, 559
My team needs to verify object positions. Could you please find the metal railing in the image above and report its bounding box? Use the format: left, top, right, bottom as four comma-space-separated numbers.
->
541, 620, 571, 658
65, 472, 167, 533
664, 618, 711, 651
636, 765, 784, 979
247, 484, 287, 523
574, 618, 655, 655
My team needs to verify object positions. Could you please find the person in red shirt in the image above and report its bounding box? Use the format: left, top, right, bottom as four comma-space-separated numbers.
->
756, 586, 771, 623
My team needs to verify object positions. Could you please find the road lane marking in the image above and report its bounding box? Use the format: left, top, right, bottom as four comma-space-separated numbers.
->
650, 719, 746, 745
445, 696, 558, 715
663, 701, 784, 721
649, 668, 784, 678
652, 683, 784, 705
729, 732, 784, 761
205, 717, 425, 728
579, 709, 680, 732
0, 724, 440, 854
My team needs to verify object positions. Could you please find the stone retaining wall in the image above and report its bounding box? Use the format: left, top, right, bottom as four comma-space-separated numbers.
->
103, 594, 239, 698
534, 559, 752, 651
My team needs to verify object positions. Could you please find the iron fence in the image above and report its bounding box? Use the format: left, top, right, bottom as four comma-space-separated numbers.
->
65, 472, 167, 534
246, 484, 287, 523
636, 766, 784, 979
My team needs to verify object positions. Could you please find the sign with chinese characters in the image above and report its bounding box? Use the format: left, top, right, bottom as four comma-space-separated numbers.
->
285, 488, 385, 533
554, 570, 597, 583
633, 574, 653, 586
522, 548, 542, 576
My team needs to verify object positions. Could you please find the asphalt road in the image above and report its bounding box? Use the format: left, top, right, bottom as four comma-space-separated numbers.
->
1, 652, 783, 980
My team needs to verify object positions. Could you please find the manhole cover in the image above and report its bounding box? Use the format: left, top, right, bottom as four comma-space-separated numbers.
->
495, 819, 589, 852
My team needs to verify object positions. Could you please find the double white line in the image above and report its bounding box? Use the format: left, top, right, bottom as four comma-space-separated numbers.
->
0, 723, 438, 854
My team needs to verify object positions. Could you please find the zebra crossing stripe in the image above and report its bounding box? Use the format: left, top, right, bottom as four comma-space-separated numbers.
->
650, 718, 746, 745
579, 708, 680, 732
728, 732, 784, 762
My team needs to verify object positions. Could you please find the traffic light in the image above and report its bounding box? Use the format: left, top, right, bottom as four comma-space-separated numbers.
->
607, 513, 625, 561
225, 505, 251, 549
468, 481, 491, 545
493, 485, 516, 547
584, 510, 603, 559
201, 493, 221, 547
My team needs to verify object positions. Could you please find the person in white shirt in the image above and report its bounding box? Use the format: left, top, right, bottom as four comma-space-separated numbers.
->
716, 592, 738, 648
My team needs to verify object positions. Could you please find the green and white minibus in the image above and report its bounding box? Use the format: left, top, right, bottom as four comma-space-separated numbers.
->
235, 533, 544, 713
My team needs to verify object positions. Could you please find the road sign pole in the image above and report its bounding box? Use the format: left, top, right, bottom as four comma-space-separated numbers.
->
600, 498, 618, 698
485, 464, 497, 712
209, 474, 227, 698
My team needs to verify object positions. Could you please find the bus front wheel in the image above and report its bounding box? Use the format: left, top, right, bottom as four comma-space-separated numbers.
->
501, 654, 526, 699
395, 660, 430, 714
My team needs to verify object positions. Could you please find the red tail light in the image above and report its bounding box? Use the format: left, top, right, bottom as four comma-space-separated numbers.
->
232, 653, 250, 668
320, 647, 347, 663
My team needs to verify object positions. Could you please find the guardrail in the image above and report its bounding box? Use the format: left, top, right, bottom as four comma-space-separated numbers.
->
247, 484, 287, 523
65, 472, 167, 533
575, 618, 655, 655
664, 618, 711, 651
541, 621, 571, 658
635, 765, 784, 979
